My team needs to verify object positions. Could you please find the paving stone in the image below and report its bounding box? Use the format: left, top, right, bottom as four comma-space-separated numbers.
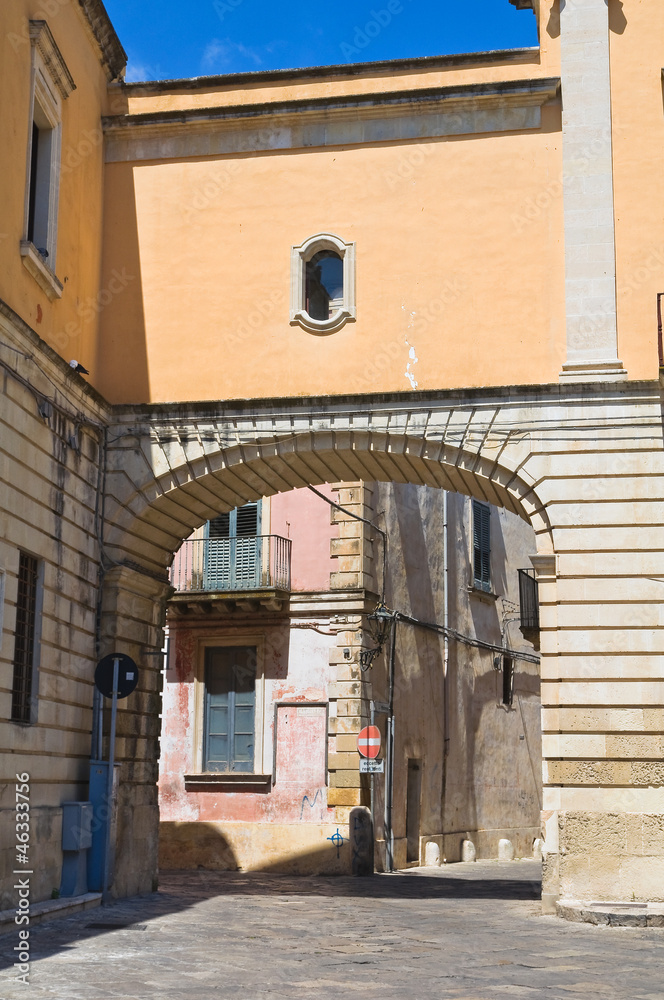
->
0, 862, 663, 998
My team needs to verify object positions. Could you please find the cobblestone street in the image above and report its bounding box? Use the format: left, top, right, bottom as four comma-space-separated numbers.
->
1, 861, 663, 1000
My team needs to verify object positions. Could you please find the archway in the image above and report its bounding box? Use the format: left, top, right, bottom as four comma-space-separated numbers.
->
98, 397, 556, 902
98, 382, 664, 912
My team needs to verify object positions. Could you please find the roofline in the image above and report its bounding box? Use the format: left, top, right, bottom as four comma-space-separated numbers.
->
121, 46, 540, 92
103, 77, 559, 133
77, 0, 127, 81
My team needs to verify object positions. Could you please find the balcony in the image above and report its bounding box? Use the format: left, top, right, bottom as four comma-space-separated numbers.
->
169, 535, 291, 616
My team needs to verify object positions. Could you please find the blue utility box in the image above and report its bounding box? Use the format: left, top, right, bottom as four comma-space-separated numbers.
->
60, 801, 93, 897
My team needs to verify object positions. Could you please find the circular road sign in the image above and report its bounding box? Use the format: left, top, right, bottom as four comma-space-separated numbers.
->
358, 725, 381, 759
95, 653, 139, 699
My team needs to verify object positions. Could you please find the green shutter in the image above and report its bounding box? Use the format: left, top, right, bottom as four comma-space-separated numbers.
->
203, 646, 256, 772
204, 503, 261, 589
473, 501, 491, 591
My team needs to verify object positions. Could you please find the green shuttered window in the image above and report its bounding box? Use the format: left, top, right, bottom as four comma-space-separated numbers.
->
205, 502, 261, 590
203, 646, 257, 772
472, 500, 491, 592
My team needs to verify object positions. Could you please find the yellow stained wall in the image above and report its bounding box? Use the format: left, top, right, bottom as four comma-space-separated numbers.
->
0, 1, 114, 370
98, 100, 566, 403
610, 0, 664, 381
94, 3, 569, 404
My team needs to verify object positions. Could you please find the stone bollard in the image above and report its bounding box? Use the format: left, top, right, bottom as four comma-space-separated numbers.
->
424, 841, 440, 866
462, 839, 477, 862
349, 806, 374, 876
498, 838, 515, 861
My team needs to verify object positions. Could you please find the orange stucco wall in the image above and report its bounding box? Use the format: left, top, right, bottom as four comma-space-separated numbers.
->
610, 0, 664, 380
0, 1, 114, 369
97, 100, 566, 403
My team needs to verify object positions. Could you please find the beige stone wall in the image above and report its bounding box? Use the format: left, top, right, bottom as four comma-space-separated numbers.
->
0, 308, 108, 909
326, 485, 374, 826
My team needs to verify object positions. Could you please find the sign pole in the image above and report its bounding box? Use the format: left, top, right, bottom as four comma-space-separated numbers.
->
102, 656, 119, 903
385, 617, 397, 873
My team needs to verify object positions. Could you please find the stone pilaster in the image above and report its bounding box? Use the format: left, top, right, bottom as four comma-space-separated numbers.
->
99, 564, 173, 897
559, 0, 626, 381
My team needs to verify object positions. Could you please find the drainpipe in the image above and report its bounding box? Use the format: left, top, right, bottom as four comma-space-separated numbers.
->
91, 425, 109, 762
441, 491, 450, 855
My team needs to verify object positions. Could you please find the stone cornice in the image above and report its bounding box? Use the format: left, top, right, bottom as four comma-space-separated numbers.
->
112, 378, 662, 425
103, 76, 560, 161
76, 0, 127, 81
29, 20, 76, 98
104, 77, 559, 135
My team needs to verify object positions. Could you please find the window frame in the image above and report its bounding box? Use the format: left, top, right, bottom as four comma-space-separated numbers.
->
193, 636, 266, 775
290, 233, 356, 334
472, 499, 492, 593
10, 552, 44, 726
19, 21, 75, 301
502, 655, 514, 707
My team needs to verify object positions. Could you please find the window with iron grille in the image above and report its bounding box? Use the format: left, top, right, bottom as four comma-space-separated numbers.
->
518, 568, 540, 631
472, 500, 491, 592
11, 553, 41, 724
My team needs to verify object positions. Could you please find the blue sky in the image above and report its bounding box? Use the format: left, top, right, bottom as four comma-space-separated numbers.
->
102, 0, 538, 82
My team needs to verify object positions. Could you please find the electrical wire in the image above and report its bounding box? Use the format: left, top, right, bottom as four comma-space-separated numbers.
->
370, 607, 540, 665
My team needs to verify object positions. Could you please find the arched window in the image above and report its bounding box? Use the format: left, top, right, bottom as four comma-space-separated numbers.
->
291, 233, 356, 333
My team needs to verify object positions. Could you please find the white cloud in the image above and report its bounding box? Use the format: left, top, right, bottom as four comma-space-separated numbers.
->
201, 37, 265, 70
124, 61, 158, 83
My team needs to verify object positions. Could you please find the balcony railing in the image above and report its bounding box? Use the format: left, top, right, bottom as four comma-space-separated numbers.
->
170, 535, 291, 593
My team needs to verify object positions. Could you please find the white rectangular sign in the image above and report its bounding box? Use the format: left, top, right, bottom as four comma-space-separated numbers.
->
360, 758, 384, 773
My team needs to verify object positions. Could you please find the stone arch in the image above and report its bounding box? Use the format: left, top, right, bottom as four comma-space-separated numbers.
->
95, 385, 664, 912
100, 399, 557, 900
103, 427, 554, 579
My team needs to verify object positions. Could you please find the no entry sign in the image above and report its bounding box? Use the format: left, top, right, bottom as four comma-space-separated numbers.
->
357, 725, 381, 759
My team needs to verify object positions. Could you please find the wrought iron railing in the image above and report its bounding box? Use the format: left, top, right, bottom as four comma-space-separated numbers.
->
518, 568, 540, 631
170, 535, 291, 593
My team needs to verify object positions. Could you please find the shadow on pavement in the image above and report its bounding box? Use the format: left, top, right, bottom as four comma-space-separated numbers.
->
0, 864, 541, 973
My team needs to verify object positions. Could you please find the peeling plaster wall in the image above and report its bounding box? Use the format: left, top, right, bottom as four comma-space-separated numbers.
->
443, 493, 541, 861
159, 617, 340, 871
368, 484, 541, 867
